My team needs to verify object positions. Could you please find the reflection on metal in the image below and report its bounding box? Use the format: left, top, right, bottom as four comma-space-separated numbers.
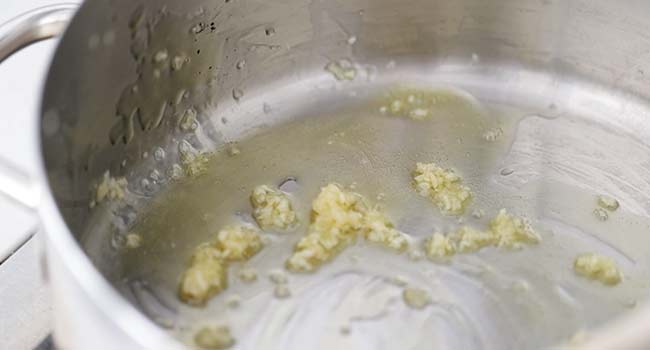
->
26, 0, 650, 349
0, 4, 77, 64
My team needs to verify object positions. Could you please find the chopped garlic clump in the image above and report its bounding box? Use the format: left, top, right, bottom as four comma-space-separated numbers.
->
94, 171, 128, 204
453, 226, 496, 253
363, 209, 410, 252
574, 253, 623, 286
425, 209, 540, 260
425, 233, 456, 258
403, 287, 432, 309
215, 225, 263, 261
251, 185, 298, 230
412, 162, 471, 215
125, 233, 142, 249
597, 195, 619, 211
194, 325, 235, 349
178, 140, 209, 177
179, 224, 263, 305
286, 184, 363, 272
179, 244, 227, 305
325, 59, 356, 81
287, 184, 409, 272
489, 209, 541, 249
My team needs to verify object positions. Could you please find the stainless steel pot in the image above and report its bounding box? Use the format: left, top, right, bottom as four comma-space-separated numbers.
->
3, 0, 650, 349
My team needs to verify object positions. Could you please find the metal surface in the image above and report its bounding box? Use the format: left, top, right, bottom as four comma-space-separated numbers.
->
6, 0, 650, 349
0, 4, 77, 65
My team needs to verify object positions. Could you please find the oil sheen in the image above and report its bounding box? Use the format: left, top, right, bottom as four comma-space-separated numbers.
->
117, 87, 650, 350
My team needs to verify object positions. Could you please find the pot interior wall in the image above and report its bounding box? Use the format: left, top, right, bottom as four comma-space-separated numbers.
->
40, 0, 650, 348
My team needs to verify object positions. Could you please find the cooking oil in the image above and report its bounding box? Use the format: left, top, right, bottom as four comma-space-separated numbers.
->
115, 86, 650, 350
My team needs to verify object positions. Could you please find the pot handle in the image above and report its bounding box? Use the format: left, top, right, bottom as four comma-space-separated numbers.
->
0, 3, 77, 209
0, 3, 78, 64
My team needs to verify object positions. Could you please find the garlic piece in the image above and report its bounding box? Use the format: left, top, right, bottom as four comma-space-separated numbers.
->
251, 185, 297, 230
574, 253, 623, 286
412, 162, 471, 215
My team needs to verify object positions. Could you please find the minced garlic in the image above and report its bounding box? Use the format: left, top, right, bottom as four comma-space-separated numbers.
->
178, 140, 209, 177
215, 225, 263, 261
325, 59, 356, 81
286, 184, 409, 272
597, 195, 619, 211
94, 171, 128, 205
425, 209, 540, 260
412, 162, 472, 215
402, 287, 431, 309
574, 253, 623, 286
179, 224, 263, 305
489, 209, 541, 249
379, 88, 460, 121
194, 325, 235, 349
178, 108, 198, 132
425, 233, 456, 259
125, 233, 142, 249
363, 208, 410, 252
179, 244, 227, 305
286, 184, 364, 272
250, 185, 298, 230
453, 226, 496, 253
